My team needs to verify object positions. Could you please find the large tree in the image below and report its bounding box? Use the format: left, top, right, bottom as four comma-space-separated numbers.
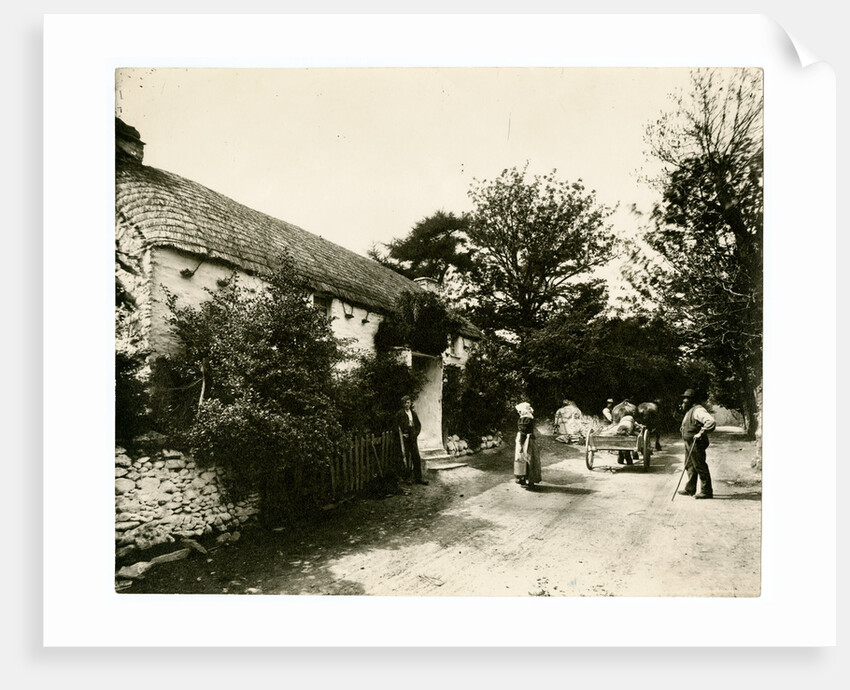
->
629, 68, 763, 436
368, 210, 473, 282
465, 165, 617, 338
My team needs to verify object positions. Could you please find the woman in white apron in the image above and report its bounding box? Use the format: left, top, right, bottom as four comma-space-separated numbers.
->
514, 402, 542, 488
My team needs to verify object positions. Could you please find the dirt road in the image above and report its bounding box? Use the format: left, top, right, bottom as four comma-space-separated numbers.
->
130, 427, 761, 597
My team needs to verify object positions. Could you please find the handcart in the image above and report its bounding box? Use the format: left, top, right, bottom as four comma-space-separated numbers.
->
584, 427, 652, 472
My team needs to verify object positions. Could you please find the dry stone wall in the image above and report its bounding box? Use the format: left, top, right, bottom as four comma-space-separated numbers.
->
115, 445, 259, 557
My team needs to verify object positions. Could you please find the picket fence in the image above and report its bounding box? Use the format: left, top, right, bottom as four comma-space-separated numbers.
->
325, 430, 402, 501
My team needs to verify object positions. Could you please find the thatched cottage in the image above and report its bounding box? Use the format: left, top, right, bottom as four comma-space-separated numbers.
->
115, 118, 477, 456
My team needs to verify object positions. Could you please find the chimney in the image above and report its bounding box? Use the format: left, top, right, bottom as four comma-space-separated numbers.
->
414, 276, 440, 294
116, 117, 145, 164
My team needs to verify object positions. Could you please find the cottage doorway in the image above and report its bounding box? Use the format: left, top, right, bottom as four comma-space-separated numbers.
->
411, 353, 444, 456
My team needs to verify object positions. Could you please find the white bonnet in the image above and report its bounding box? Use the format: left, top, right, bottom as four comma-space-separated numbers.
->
515, 402, 534, 417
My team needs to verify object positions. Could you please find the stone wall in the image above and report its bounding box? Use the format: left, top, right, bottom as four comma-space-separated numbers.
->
115, 445, 260, 558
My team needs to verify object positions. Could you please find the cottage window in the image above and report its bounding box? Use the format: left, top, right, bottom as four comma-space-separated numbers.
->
312, 295, 332, 317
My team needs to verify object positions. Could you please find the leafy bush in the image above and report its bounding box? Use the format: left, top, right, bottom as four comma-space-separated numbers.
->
115, 350, 150, 441
162, 256, 347, 524
441, 339, 522, 443
374, 290, 465, 357
334, 351, 425, 435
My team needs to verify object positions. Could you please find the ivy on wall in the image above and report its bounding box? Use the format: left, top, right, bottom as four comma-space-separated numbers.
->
374, 291, 465, 357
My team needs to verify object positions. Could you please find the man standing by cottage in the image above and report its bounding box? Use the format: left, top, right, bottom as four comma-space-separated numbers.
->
677, 389, 717, 499
396, 396, 428, 485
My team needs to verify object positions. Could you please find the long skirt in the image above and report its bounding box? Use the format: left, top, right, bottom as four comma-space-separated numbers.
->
514, 437, 542, 486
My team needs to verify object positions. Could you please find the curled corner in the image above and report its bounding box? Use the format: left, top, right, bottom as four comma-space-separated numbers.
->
765, 15, 825, 69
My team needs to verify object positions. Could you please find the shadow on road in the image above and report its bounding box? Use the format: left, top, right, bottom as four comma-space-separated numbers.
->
529, 484, 596, 495
713, 491, 762, 501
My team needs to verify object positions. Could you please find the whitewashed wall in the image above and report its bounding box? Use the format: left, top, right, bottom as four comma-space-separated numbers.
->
148, 247, 268, 356
321, 296, 384, 365
444, 334, 473, 368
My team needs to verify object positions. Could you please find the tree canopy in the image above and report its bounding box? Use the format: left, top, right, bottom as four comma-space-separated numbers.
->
627, 68, 763, 434
464, 165, 617, 338
369, 210, 473, 281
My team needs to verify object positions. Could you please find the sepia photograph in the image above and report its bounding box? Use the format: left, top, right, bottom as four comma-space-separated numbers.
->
113, 66, 764, 598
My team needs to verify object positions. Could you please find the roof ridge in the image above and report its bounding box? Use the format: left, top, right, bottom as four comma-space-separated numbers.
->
115, 159, 480, 337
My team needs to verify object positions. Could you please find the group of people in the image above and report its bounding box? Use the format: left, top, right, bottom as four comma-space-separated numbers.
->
397, 388, 717, 499
512, 389, 717, 497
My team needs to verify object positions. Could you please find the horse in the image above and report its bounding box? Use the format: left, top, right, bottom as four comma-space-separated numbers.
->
612, 399, 662, 451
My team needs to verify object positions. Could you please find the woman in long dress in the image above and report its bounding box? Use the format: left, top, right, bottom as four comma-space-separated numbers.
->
514, 402, 542, 488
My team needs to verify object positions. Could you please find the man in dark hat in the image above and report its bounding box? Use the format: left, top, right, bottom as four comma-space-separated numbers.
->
677, 389, 717, 499
395, 396, 428, 485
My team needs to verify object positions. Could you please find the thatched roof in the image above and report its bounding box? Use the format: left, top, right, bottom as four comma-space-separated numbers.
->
115, 158, 480, 338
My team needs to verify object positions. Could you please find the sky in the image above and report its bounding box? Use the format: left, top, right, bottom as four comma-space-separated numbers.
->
115, 67, 694, 305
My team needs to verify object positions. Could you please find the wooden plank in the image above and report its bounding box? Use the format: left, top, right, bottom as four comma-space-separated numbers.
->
382, 431, 388, 474
357, 436, 366, 491
385, 431, 390, 473
381, 431, 388, 475
349, 437, 354, 492
589, 435, 641, 451
364, 436, 369, 484
336, 448, 343, 498
336, 450, 341, 497
355, 436, 362, 491
373, 434, 383, 478
342, 444, 351, 494
349, 439, 355, 492
362, 436, 368, 486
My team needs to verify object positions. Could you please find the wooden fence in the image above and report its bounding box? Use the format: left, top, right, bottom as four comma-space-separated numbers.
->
325, 430, 402, 501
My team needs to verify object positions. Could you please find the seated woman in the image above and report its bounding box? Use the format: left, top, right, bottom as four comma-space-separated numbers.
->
514, 402, 542, 488
554, 398, 583, 441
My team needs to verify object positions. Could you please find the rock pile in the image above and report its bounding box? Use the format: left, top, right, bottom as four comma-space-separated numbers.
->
479, 433, 504, 450
114, 446, 259, 556
444, 432, 503, 457
445, 435, 471, 457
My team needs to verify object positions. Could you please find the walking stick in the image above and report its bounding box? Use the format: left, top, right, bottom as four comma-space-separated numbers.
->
671, 438, 697, 501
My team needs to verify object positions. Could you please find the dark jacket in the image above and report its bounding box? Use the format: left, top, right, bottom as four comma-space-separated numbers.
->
395, 408, 421, 439
681, 403, 717, 445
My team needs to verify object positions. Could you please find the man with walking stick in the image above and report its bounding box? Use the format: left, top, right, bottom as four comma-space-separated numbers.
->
676, 389, 717, 499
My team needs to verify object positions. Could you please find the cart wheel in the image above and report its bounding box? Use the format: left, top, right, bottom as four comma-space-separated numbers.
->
585, 431, 595, 470
641, 428, 652, 472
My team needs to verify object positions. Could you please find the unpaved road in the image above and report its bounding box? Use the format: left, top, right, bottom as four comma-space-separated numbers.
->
129, 427, 761, 597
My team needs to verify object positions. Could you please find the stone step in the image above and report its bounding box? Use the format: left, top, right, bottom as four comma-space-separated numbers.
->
426, 461, 469, 471
419, 448, 451, 460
